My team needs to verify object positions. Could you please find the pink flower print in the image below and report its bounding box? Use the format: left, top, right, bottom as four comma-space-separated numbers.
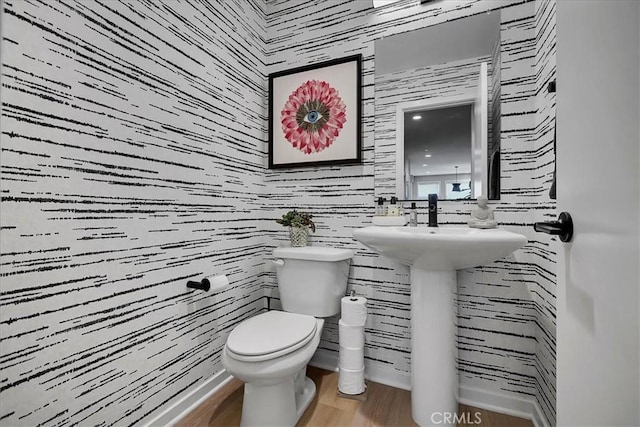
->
280, 80, 347, 154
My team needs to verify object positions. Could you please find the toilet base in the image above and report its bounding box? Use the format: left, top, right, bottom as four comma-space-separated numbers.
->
240, 374, 317, 427
295, 376, 316, 422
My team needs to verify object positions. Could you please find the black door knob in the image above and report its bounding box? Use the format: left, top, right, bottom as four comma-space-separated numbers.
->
533, 212, 573, 242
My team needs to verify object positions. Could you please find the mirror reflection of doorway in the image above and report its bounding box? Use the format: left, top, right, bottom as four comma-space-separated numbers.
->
395, 61, 491, 200
404, 104, 472, 200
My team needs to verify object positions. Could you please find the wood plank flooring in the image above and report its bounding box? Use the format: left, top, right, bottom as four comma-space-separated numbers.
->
176, 366, 534, 427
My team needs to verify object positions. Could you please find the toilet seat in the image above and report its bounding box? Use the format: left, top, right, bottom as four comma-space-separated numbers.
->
226, 311, 317, 362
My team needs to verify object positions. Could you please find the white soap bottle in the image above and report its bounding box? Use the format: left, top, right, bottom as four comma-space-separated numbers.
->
388, 197, 399, 216
375, 197, 387, 216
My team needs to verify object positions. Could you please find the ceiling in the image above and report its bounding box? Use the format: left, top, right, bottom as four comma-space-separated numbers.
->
375, 11, 500, 75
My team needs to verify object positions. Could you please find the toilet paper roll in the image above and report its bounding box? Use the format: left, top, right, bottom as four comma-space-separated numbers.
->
339, 345, 364, 370
338, 367, 366, 395
339, 319, 365, 348
341, 296, 367, 326
204, 275, 229, 292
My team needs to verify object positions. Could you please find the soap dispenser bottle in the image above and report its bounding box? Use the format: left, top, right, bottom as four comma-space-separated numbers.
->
375, 197, 386, 216
409, 202, 418, 227
388, 197, 399, 216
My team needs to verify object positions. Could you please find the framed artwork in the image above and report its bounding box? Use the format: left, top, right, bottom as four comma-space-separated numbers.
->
268, 54, 362, 169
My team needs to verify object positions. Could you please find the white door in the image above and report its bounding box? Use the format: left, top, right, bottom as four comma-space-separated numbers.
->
472, 62, 488, 197
556, 1, 639, 425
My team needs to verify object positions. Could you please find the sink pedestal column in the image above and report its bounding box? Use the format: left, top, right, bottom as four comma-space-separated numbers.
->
351, 225, 527, 425
410, 269, 458, 426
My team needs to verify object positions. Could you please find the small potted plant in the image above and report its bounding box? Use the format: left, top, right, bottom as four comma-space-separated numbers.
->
276, 210, 316, 247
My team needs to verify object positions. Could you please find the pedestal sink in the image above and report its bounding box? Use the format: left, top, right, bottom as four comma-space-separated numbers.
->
352, 226, 526, 426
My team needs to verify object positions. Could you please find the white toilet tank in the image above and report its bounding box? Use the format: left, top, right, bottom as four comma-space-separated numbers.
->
273, 246, 354, 317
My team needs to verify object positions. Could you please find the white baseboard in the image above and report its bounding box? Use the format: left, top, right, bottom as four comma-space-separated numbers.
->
141, 369, 233, 427
142, 350, 408, 427
531, 400, 550, 427
141, 354, 549, 427
310, 348, 411, 391
312, 350, 549, 427
458, 384, 550, 427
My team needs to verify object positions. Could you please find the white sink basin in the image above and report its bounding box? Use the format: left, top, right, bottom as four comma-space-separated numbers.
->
352, 226, 527, 271
353, 225, 526, 424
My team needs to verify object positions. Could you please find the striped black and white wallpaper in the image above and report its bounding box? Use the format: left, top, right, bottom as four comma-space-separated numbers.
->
532, 0, 557, 423
1, 1, 267, 426
1, 0, 557, 426
265, 1, 557, 426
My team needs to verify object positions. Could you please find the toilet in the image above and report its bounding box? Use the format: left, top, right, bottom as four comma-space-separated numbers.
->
222, 246, 354, 426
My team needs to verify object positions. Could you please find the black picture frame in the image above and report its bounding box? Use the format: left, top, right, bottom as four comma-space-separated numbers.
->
268, 54, 362, 169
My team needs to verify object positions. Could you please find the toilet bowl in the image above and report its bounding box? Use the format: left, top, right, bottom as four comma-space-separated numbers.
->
222, 246, 354, 427
222, 311, 324, 426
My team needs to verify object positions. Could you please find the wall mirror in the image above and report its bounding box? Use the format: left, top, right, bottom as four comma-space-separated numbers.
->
374, 11, 503, 201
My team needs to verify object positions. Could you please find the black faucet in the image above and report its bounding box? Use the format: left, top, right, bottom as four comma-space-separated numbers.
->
428, 193, 438, 227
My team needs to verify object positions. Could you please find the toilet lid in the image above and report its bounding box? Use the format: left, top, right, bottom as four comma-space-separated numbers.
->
226, 311, 317, 358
